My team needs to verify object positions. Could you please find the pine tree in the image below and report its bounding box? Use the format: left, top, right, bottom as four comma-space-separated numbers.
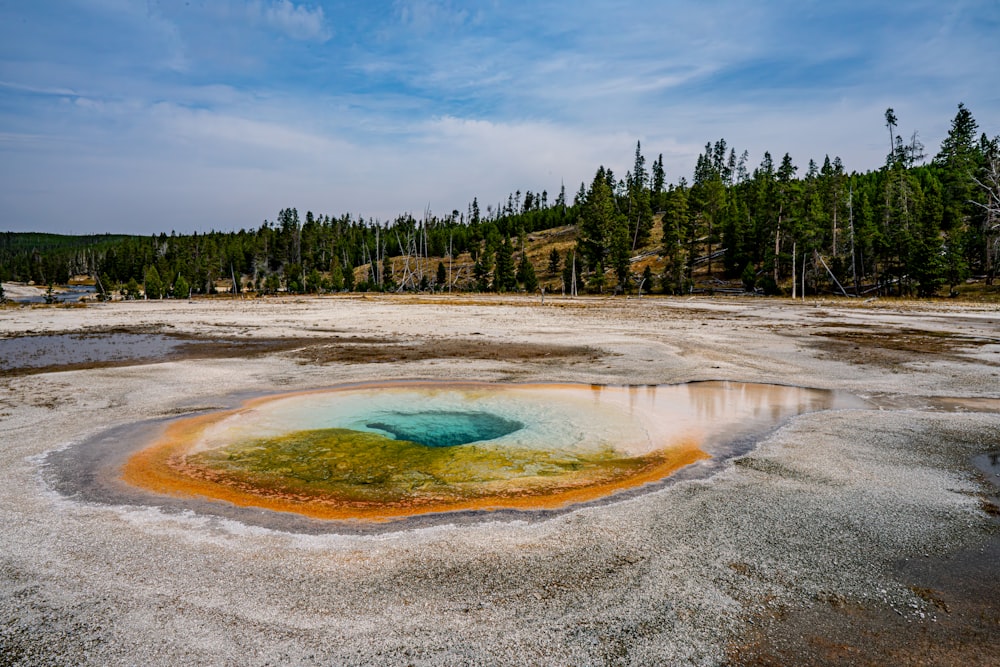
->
123, 278, 141, 300
547, 248, 561, 274
329, 261, 345, 291
641, 265, 654, 294
493, 236, 517, 292
689, 143, 728, 277
577, 167, 617, 269
343, 263, 355, 291
934, 103, 981, 233
911, 173, 946, 296
651, 154, 665, 211
381, 254, 394, 291
627, 142, 654, 250
306, 268, 323, 293
436, 261, 447, 287
173, 274, 190, 299
143, 265, 163, 299
577, 166, 628, 289
517, 252, 538, 292
474, 247, 493, 292
661, 185, 690, 294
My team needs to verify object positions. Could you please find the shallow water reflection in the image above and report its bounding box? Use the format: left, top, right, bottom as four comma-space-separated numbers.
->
119, 381, 861, 522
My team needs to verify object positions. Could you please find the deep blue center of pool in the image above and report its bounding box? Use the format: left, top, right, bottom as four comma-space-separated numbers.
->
364, 410, 524, 448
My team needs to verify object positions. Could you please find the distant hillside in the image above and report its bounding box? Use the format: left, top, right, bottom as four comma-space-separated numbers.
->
0, 232, 138, 284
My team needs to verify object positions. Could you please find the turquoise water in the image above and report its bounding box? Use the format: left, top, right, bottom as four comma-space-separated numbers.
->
192, 382, 856, 463
364, 411, 524, 448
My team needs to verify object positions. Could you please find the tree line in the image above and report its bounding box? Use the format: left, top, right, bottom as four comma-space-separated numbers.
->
2, 104, 997, 299
578, 104, 998, 297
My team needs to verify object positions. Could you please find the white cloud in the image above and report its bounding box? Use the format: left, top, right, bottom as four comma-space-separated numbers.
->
246, 0, 331, 42
0, 80, 80, 97
394, 0, 470, 34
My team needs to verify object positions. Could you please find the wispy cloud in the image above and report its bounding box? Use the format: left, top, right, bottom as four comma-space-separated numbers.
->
246, 0, 331, 42
0, 80, 80, 97
393, 0, 471, 33
1, 1, 998, 234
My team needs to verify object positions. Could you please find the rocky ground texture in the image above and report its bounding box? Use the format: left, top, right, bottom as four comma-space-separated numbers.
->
1, 295, 998, 666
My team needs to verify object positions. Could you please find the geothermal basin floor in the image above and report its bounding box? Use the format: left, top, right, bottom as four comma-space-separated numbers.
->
1, 295, 999, 665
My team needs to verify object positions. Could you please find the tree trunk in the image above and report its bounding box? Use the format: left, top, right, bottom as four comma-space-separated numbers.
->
773, 207, 783, 285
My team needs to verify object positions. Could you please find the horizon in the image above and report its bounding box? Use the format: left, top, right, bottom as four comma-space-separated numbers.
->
2, 1, 998, 236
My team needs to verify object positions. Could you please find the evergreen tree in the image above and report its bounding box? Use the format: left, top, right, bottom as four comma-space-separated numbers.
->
911, 173, 946, 296
517, 251, 538, 292
329, 261, 345, 291
143, 265, 163, 299
173, 274, 190, 299
934, 103, 981, 233
627, 142, 654, 250
123, 278, 141, 300
306, 268, 323, 293
588, 261, 607, 293
577, 167, 616, 268
343, 263, 355, 291
436, 261, 447, 287
548, 248, 561, 274
381, 254, 394, 291
651, 154, 666, 211
577, 166, 628, 289
263, 273, 281, 295
641, 265, 654, 294
610, 218, 631, 290
661, 185, 690, 294
493, 236, 517, 292
689, 142, 728, 277
771, 153, 800, 286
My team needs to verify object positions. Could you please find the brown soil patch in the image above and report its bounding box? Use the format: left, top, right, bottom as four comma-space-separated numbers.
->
727, 543, 1000, 667
3, 323, 603, 376
294, 338, 602, 365
0, 332, 311, 377
804, 326, 1000, 368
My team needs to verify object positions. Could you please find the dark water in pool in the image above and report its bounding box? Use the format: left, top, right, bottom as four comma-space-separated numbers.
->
365, 410, 524, 447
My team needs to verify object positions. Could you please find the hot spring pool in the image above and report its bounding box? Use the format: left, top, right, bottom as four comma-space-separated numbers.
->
119, 381, 850, 522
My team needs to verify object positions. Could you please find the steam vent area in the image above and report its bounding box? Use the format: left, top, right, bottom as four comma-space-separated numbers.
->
3, 296, 1000, 665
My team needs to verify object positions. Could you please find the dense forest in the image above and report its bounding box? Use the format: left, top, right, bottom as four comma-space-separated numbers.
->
2, 104, 998, 300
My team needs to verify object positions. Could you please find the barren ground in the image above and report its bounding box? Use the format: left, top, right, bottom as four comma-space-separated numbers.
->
1, 294, 998, 666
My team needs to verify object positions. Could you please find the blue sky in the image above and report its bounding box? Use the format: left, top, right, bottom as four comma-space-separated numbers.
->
1, 1, 998, 235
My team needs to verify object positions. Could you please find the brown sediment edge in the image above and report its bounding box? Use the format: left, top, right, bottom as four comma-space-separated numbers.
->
121, 382, 710, 522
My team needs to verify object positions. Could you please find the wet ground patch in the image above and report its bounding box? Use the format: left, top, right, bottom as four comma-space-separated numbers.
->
0, 328, 604, 376
293, 338, 602, 365
0, 328, 311, 375
803, 325, 1000, 368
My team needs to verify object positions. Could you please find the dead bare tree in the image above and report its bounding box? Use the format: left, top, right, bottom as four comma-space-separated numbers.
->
970, 149, 1000, 285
